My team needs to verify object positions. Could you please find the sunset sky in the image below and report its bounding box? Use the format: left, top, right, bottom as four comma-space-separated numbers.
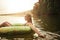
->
0, 0, 38, 14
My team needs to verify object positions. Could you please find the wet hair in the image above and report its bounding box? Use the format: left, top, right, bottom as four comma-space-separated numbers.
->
25, 14, 32, 23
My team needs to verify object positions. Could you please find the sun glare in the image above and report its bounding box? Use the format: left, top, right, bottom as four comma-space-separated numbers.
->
0, 16, 27, 24
0, 0, 38, 23
0, 0, 38, 14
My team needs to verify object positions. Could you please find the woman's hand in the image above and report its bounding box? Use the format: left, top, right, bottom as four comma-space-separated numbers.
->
39, 34, 46, 38
26, 22, 46, 38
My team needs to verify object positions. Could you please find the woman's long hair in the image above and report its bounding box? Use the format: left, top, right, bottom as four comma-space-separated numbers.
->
25, 14, 32, 23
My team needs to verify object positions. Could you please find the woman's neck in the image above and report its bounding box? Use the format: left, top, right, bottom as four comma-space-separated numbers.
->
27, 21, 32, 23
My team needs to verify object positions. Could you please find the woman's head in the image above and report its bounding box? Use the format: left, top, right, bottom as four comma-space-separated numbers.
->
25, 14, 32, 23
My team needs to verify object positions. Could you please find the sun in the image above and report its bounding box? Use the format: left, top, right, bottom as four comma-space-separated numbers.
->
0, 0, 38, 14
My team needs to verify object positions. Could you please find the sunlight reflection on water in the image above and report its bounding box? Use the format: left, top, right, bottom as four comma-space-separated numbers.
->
0, 16, 26, 24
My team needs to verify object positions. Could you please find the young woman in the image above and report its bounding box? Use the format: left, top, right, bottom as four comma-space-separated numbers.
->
25, 14, 45, 38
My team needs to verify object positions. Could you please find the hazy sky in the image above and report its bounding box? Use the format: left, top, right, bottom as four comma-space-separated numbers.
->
0, 0, 38, 14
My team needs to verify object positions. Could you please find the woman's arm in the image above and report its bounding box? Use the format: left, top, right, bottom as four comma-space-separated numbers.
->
27, 23, 45, 38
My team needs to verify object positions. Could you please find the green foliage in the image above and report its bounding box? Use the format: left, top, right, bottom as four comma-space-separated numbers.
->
12, 23, 26, 26
33, 0, 60, 32
0, 26, 32, 33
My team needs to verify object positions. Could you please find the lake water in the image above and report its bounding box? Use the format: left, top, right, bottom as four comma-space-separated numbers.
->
0, 16, 26, 24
